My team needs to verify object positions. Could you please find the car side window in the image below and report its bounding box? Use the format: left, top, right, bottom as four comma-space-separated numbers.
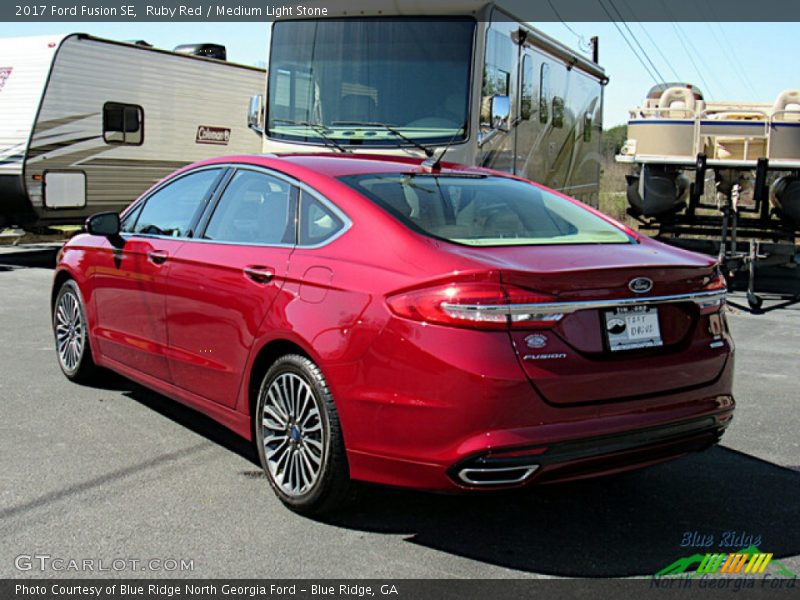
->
203, 169, 296, 245
120, 202, 143, 233
299, 191, 344, 246
132, 169, 222, 238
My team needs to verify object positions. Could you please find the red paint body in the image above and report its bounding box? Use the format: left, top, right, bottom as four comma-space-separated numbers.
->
54, 154, 735, 491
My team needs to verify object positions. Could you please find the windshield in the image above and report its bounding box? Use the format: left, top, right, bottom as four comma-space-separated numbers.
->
339, 173, 633, 247
267, 18, 474, 147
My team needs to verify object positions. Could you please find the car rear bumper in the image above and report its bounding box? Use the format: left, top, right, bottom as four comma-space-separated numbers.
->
348, 395, 735, 492
347, 397, 734, 491
338, 316, 735, 492
449, 411, 732, 487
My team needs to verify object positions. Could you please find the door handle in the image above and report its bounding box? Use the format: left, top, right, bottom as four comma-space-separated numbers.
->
243, 266, 275, 284
147, 249, 169, 265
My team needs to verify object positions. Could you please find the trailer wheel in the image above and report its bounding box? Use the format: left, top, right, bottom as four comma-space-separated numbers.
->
747, 292, 763, 311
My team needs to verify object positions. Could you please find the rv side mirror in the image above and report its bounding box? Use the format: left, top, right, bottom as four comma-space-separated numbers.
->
248, 94, 264, 134
491, 95, 510, 131
86, 212, 120, 237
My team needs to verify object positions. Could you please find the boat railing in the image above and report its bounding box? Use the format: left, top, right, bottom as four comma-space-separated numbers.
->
631, 106, 696, 120
770, 109, 800, 123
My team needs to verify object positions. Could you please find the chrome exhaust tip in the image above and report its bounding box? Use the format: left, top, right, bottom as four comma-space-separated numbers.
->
457, 464, 539, 486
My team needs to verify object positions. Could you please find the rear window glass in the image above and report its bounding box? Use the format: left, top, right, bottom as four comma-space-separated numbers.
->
338, 173, 631, 246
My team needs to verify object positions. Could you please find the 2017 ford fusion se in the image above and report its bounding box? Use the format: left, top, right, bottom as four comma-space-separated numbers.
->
52, 154, 734, 514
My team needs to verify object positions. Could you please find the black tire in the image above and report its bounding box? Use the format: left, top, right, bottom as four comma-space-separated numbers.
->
52, 280, 100, 383
254, 354, 354, 515
747, 292, 764, 311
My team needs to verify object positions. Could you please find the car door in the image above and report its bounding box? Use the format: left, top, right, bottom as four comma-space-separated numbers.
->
164, 167, 297, 407
91, 167, 225, 381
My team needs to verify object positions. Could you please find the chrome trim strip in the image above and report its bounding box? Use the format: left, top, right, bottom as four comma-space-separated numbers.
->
443, 289, 726, 316
457, 465, 540, 486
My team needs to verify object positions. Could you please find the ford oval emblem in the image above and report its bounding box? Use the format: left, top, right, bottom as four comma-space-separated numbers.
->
629, 277, 653, 294
525, 334, 548, 349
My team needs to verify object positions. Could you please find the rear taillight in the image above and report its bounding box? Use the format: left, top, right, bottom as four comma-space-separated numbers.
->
386, 282, 563, 330
698, 271, 727, 315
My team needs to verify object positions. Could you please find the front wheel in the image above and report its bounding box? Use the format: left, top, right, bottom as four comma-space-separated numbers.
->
52, 279, 100, 383
254, 354, 354, 515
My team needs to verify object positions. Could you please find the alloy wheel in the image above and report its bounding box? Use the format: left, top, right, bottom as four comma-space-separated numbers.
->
261, 372, 325, 496
55, 290, 84, 372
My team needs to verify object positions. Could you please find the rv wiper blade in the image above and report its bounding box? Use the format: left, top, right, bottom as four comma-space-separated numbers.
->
271, 119, 350, 153
331, 121, 434, 157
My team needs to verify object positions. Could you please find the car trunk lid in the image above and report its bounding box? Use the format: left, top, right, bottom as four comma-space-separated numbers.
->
447, 240, 729, 405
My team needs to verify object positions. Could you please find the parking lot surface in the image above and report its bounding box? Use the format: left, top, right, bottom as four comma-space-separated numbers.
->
1, 254, 798, 579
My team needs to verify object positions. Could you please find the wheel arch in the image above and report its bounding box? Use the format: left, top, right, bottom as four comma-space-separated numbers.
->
246, 338, 312, 438
51, 268, 74, 311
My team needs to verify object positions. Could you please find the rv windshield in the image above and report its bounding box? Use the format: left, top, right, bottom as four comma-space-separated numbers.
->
267, 18, 475, 147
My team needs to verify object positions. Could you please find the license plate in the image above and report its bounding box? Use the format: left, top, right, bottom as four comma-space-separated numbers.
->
604, 306, 663, 352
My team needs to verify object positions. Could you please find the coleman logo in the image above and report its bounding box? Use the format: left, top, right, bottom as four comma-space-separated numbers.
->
629, 277, 653, 294
196, 126, 231, 145
0, 67, 12, 92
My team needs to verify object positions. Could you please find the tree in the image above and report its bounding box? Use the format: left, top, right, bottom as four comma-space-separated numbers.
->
602, 124, 627, 158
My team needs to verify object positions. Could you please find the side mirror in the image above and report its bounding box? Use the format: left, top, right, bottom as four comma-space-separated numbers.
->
248, 94, 264, 134
86, 212, 120, 237
491, 95, 510, 131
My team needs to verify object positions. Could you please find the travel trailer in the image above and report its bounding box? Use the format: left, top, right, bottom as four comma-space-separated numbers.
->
247, 1, 607, 205
0, 33, 265, 228
617, 83, 800, 308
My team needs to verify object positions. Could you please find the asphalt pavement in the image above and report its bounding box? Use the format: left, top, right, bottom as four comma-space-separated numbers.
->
1, 250, 798, 579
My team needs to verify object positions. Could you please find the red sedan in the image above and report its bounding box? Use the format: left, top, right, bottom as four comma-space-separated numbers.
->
52, 153, 734, 514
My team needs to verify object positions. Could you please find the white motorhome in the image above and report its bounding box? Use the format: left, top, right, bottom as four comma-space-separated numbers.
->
0, 34, 265, 228
247, 1, 607, 205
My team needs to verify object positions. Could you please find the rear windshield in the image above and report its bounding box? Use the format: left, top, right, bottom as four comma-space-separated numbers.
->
338, 173, 632, 246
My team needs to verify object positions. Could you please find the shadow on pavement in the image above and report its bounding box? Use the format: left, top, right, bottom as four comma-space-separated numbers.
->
320, 447, 800, 577
121, 382, 259, 467
0, 244, 60, 269
97, 373, 800, 577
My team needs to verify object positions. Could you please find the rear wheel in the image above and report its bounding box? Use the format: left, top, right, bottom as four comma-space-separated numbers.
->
254, 354, 354, 515
53, 280, 99, 383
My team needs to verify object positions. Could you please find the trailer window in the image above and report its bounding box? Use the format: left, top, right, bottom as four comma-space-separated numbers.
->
553, 96, 565, 128
520, 54, 534, 121
104, 102, 143, 145
539, 64, 550, 124
583, 111, 593, 142
483, 29, 513, 99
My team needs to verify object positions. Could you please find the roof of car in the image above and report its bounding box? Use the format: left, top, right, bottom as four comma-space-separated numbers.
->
193, 152, 492, 179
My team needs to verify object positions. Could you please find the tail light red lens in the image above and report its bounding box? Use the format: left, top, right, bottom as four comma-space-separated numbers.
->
386, 282, 564, 330
698, 271, 728, 315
